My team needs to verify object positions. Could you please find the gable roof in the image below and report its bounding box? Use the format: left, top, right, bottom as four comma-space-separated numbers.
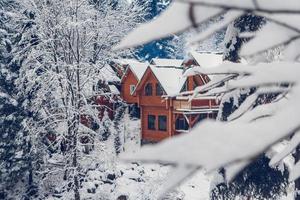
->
146, 66, 186, 96
135, 65, 187, 96
151, 58, 183, 67
187, 51, 224, 82
129, 62, 149, 81
120, 60, 149, 82
189, 51, 223, 68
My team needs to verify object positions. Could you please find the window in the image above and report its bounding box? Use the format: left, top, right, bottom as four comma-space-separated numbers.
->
175, 117, 189, 130
158, 115, 167, 131
145, 83, 153, 96
148, 115, 156, 130
129, 85, 135, 95
156, 83, 164, 96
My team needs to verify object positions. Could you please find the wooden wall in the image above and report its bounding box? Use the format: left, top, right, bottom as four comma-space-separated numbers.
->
121, 68, 138, 104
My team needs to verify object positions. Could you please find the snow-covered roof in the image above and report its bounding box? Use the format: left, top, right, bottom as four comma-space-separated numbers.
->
150, 65, 186, 96
113, 58, 142, 65
108, 85, 120, 95
119, 60, 149, 82
151, 58, 183, 67
100, 64, 120, 82
189, 51, 223, 68
188, 51, 224, 81
127, 62, 149, 81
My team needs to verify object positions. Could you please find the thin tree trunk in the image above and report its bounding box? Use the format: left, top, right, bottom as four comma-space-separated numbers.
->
73, 135, 80, 200
73, 12, 81, 197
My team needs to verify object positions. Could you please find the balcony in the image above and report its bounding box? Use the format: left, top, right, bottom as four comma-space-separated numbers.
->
173, 97, 219, 112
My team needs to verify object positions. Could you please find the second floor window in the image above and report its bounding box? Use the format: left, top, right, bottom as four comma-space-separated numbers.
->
148, 115, 156, 130
156, 83, 164, 96
145, 83, 152, 96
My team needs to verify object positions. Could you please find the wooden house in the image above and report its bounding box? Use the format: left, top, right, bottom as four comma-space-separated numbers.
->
120, 52, 223, 143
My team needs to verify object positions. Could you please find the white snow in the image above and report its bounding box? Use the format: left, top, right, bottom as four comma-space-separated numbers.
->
240, 22, 299, 56
270, 131, 300, 173
151, 58, 183, 67
129, 62, 149, 81
115, 2, 223, 49
189, 51, 223, 68
180, 0, 300, 11
113, 58, 143, 65
187, 51, 224, 81
121, 61, 149, 82
150, 65, 187, 96
100, 64, 121, 82
0, 92, 18, 106
189, 10, 244, 45
115, 118, 212, 200
121, 93, 300, 169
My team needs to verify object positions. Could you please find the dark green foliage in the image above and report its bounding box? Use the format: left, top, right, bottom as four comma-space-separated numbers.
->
0, 0, 36, 198
211, 156, 289, 200
224, 13, 265, 62
135, 0, 186, 60
221, 14, 265, 121
214, 13, 289, 200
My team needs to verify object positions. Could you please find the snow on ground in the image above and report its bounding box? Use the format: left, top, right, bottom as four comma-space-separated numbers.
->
116, 118, 294, 200
115, 118, 212, 200
179, 170, 212, 200
122, 119, 141, 154
114, 160, 211, 200
46, 118, 293, 200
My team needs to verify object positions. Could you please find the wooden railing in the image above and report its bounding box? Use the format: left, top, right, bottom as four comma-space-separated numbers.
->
173, 100, 191, 110
174, 98, 219, 110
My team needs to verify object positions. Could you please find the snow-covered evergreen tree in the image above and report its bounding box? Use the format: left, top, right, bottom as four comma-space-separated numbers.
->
136, 0, 188, 60
208, 14, 289, 200
0, 1, 38, 198
100, 110, 115, 141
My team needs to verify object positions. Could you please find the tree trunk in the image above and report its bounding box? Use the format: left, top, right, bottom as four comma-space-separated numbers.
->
73, 139, 80, 200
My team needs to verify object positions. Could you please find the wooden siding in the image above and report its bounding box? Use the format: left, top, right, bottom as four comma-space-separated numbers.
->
137, 69, 168, 107
121, 68, 138, 104
141, 106, 173, 142
191, 99, 218, 108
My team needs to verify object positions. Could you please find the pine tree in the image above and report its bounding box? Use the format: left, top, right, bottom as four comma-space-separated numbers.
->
0, 1, 36, 198
100, 110, 114, 141
211, 14, 289, 200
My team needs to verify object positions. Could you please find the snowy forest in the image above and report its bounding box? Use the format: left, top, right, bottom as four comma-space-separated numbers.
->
1, 0, 300, 200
